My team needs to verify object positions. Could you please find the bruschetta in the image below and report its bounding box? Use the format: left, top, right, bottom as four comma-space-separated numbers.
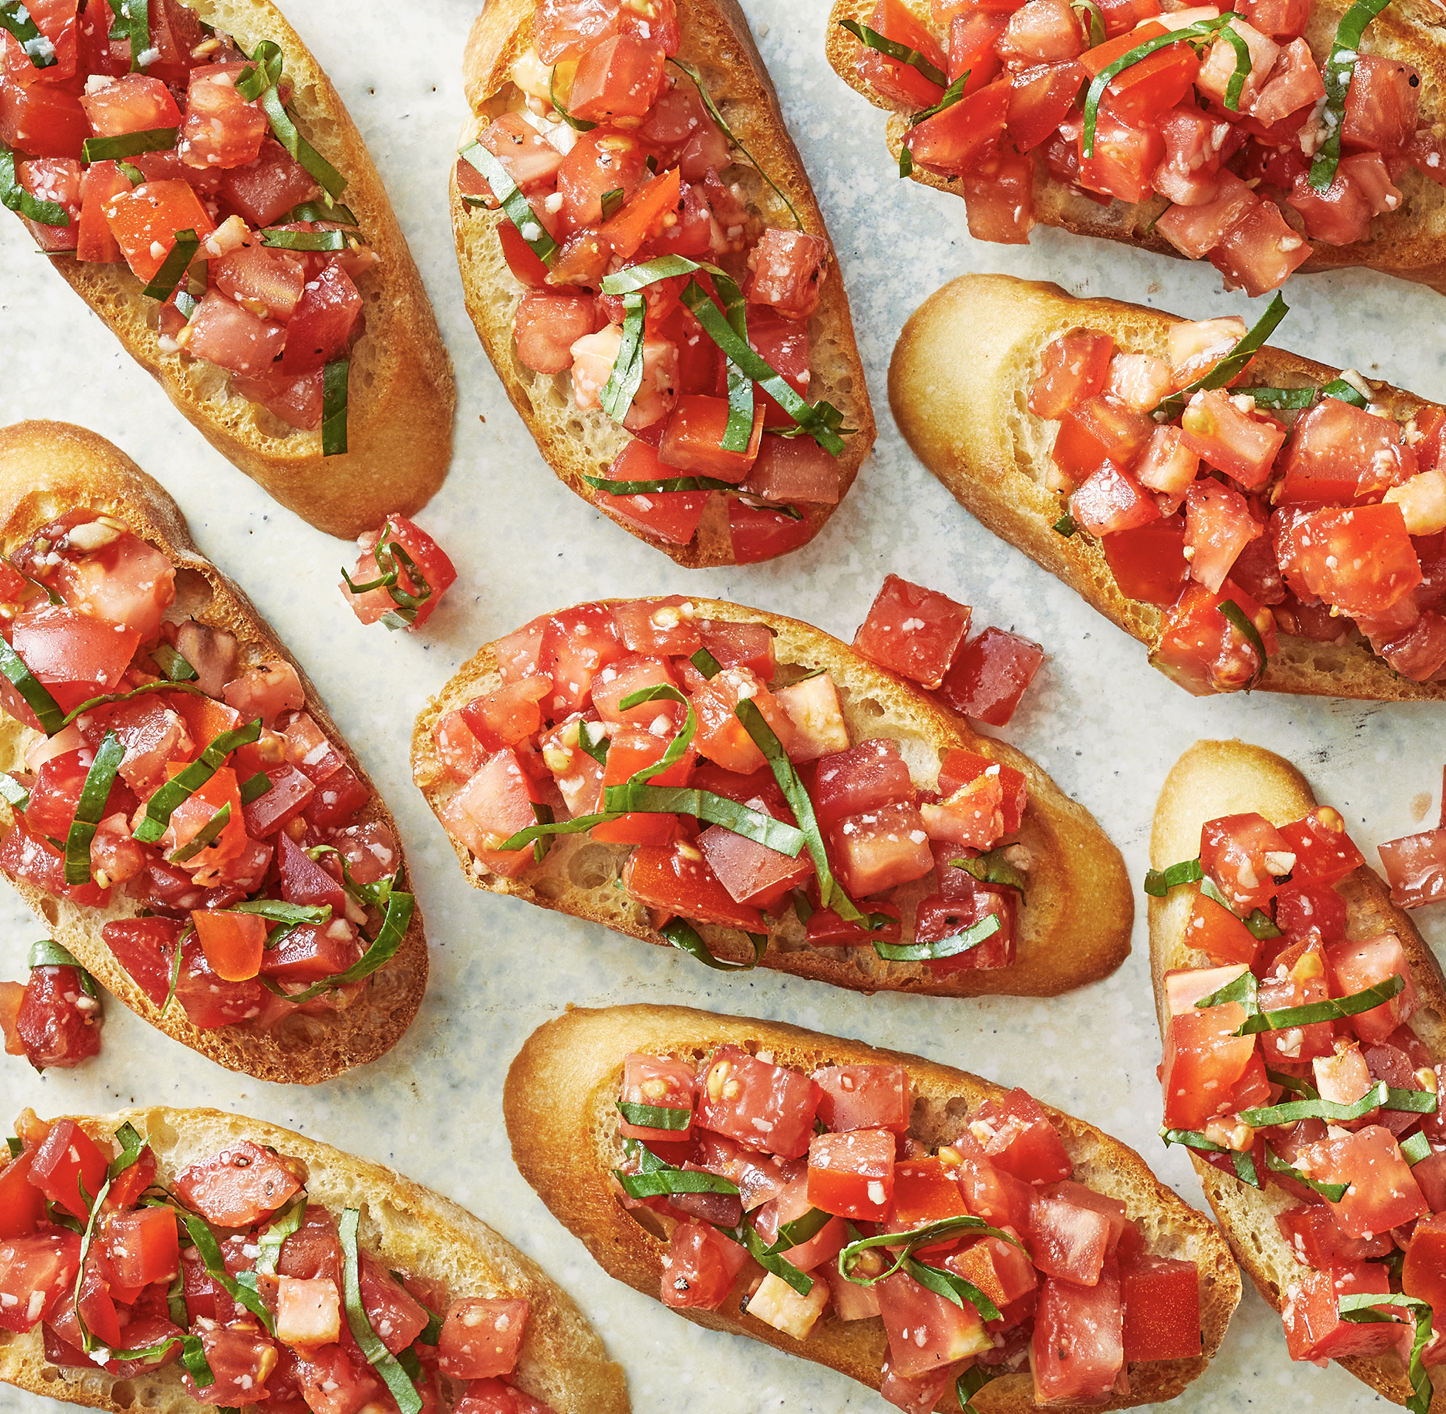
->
1148, 738, 1446, 1409
449, 0, 876, 567
505, 1003, 1241, 1411
412, 594, 1132, 997
0, 1104, 628, 1414
0, 0, 454, 539
826, 0, 1446, 298
0, 420, 427, 1083
890, 272, 1446, 701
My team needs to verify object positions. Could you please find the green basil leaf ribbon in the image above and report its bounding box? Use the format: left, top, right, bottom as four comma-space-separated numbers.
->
1159, 1127, 1261, 1187
1237, 377, 1370, 411
1071, 0, 1106, 46
259, 886, 413, 1003
1218, 598, 1269, 689
117, 159, 144, 186
1215, 23, 1252, 110
576, 720, 610, 767
1153, 292, 1289, 421
307, 844, 395, 911
530, 802, 553, 864
604, 783, 806, 854
167, 801, 230, 865
1263, 1145, 1348, 1201
839, 1216, 1021, 1286
1143, 856, 1204, 897
132, 718, 262, 844
260, 226, 347, 251
238, 41, 348, 200
0, 635, 65, 733
599, 186, 626, 220
0, 0, 57, 67
668, 57, 801, 229
769, 1207, 832, 1253
875, 912, 1001, 963
1309, 0, 1396, 190
1266, 1066, 1319, 1100
1052, 512, 1077, 537
322, 357, 350, 458
1240, 1079, 1391, 1127
162, 924, 188, 1014
837, 18, 948, 87
0, 141, 68, 225
581, 472, 740, 494
616, 1099, 690, 1131
72, 1123, 152, 1350
953, 848, 1027, 897
957, 1366, 1000, 1414
660, 917, 765, 971
613, 1140, 741, 1199
904, 1256, 1002, 1322
1337, 1291, 1433, 1414
908, 72, 968, 129
549, 65, 597, 132
339, 1207, 423, 1414
82, 127, 177, 163
600, 292, 648, 423
1238, 974, 1406, 1034
287, 199, 360, 226
254, 1196, 307, 1276
0, 771, 28, 812
27, 938, 85, 971
715, 1218, 813, 1295
105, 0, 147, 69
1401, 1131, 1433, 1165
63, 731, 124, 884
228, 899, 331, 926
151, 641, 197, 683
168, 1205, 276, 1333
141, 228, 200, 302
458, 141, 559, 264
339, 521, 432, 626
239, 771, 273, 805
56, 677, 206, 731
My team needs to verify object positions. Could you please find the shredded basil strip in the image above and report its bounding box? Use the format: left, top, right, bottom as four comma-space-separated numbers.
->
606, 783, 806, 853
28, 937, 82, 969
1052, 512, 1077, 537
1218, 599, 1269, 688
600, 293, 648, 424
660, 917, 765, 970
1309, 0, 1396, 190
58, 678, 206, 731
840, 1216, 1019, 1287
1266, 1066, 1320, 1099
1238, 974, 1405, 1033
531, 802, 553, 864
141, 228, 200, 302
837, 18, 947, 87
260, 226, 347, 251
1216, 23, 1252, 110
1143, 856, 1204, 897
770, 1207, 832, 1252
237, 41, 347, 200
167, 1207, 275, 1332
322, 358, 350, 458
617, 1099, 690, 1131
459, 141, 558, 263
0, 771, 28, 812
161, 926, 186, 1013
876, 912, 1001, 963
0, 141, 67, 224
308, 844, 394, 911
953, 849, 1027, 896
599, 186, 626, 221
339, 1207, 424, 1414
1071, 0, 1106, 46
909, 72, 968, 130
105, 0, 147, 69
259, 887, 412, 1003
1402, 1131, 1433, 1164
576, 721, 610, 768
288, 199, 359, 226
82, 127, 177, 163
613, 1157, 740, 1200
905, 1257, 1003, 1322
117, 160, 143, 186
132, 718, 260, 844
1338, 1291, 1433, 1414
1264, 1145, 1348, 1201
1241, 906, 1282, 940
0, 1, 56, 66
668, 58, 801, 228
582, 471, 739, 494
239, 771, 272, 805
151, 641, 197, 682
1240, 1080, 1391, 1127
1239, 377, 1368, 411
63, 732, 124, 885
255, 1196, 306, 1276
339, 522, 432, 625
957, 1366, 1000, 1414
1153, 293, 1289, 420
167, 801, 230, 865
549, 65, 596, 131
1159, 1127, 1261, 1186
229, 899, 330, 925
0, 636, 64, 733
74, 1171, 116, 1348
715, 1219, 813, 1295
897, 143, 914, 178
1191, 967, 1257, 1011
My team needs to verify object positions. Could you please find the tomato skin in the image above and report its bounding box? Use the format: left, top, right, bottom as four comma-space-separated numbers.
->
1183, 888, 1260, 967
727, 502, 816, 563
1030, 1260, 1123, 1403
905, 78, 1010, 176
1120, 1255, 1201, 1361
1049, 393, 1153, 490
30, 1118, 109, 1221
853, 574, 971, 689
1278, 809, 1364, 887
1152, 581, 1276, 696
623, 840, 767, 932
659, 1219, 747, 1310
1102, 517, 1189, 605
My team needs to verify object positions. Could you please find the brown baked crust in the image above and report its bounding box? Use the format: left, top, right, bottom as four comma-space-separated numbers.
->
1148, 739, 1446, 1409
449, 0, 876, 568
825, 0, 1446, 294
0, 1107, 628, 1414
24, 0, 456, 541
888, 271, 1446, 702
505, 1003, 1242, 1412
411, 596, 1132, 998
0, 420, 427, 1083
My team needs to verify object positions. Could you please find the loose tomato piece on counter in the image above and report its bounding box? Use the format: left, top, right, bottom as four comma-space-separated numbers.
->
853, 574, 971, 689
342, 515, 457, 630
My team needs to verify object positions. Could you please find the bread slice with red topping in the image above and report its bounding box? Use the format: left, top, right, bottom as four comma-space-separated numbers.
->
505, 1003, 1241, 1410
0, 420, 428, 1083
412, 595, 1132, 998
1149, 738, 1446, 1407
450, 0, 875, 568
0, 1105, 628, 1414
889, 272, 1446, 702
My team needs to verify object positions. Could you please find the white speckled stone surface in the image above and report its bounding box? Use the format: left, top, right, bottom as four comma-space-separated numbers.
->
0, 2, 1441, 1410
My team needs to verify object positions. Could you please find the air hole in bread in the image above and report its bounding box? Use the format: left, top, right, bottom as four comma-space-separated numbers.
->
110, 1382, 135, 1407
170, 568, 214, 618
40, 898, 57, 926
625, 1204, 668, 1242
533, 878, 566, 902
568, 844, 618, 891
855, 696, 885, 719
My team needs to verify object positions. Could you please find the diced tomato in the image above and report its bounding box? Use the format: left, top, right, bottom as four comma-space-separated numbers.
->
10, 601, 139, 714
611, 597, 702, 658
1295, 1127, 1428, 1237
566, 35, 665, 123
342, 514, 457, 630
102, 916, 182, 1005
877, 1269, 991, 1379
935, 626, 1045, 726
1378, 827, 1446, 907
805, 903, 903, 946
243, 764, 315, 838
1284, 1265, 1408, 1363
1159, 981, 1256, 1129
1279, 398, 1412, 504
1028, 331, 1113, 419
655, 395, 763, 479
1274, 881, 1348, 947
1200, 811, 1293, 914
727, 502, 817, 563
969, 1088, 1071, 1184
1183, 887, 1260, 967
906, 78, 1011, 176
1152, 105, 1228, 205
30, 1118, 109, 1221
938, 750, 1027, 833
1279, 808, 1364, 886
0, 1150, 44, 1240
695, 1044, 821, 1158
619, 1052, 695, 1143
76, 158, 129, 262
461, 680, 551, 753
16, 154, 79, 249
437, 1298, 529, 1380
1031, 1261, 1123, 1403
1103, 517, 1189, 605
1049, 393, 1153, 490
0, 817, 109, 908
590, 726, 692, 847
279, 264, 362, 375
217, 136, 319, 226
1120, 1255, 1201, 1361
688, 664, 793, 773
1027, 1194, 1111, 1285
857, 0, 948, 106
698, 798, 812, 906
1178, 388, 1287, 489
0, 74, 88, 158
830, 800, 935, 897
191, 909, 267, 983
807, 1128, 895, 1220
814, 1065, 911, 1134
659, 1219, 748, 1310
1342, 55, 1419, 154
1152, 580, 1276, 695
743, 227, 829, 322
555, 129, 646, 231
15, 963, 102, 1069
99, 1206, 180, 1290
810, 738, 912, 832
1070, 462, 1160, 537
439, 750, 542, 879
998, 0, 1083, 62
1327, 932, 1418, 1043
176, 62, 268, 169
1209, 198, 1312, 296
536, 604, 624, 719
81, 73, 180, 137
1156, 172, 1258, 258
173, 1139, 303, 1227
1276, 503, 1422, 618
592, 440, 710, 546
1240, 0, 1309, 36
0, 1231, 81, 1333
1183, 480, 1260, 593
853, 575, 971, 689
1082, 23, 1198, 127
948, 10, 1007, 90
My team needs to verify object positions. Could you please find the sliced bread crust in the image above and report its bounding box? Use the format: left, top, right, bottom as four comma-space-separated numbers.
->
0, 420, 428, 1083
505, 1003, 1242, 1412
412, 596, 1133, 998
27, 0, 456, 541
825, 0, 1446, 293
449, 0, 876, 568
888, 271, 1446, 702
0, 1106, 628, 1414
1148, 738, 1446, 1409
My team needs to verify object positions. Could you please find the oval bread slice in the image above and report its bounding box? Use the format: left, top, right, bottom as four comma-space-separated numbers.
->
0, 420, 428, 1083
412, 595, 1132, 997
505, 1003, 1241, 1411
1148, 737, 1446, 1407
0, 1106, 628, 1414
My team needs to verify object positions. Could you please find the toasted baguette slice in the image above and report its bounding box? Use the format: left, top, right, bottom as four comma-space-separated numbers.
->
889, 271, 1446, 702
30, 0, 455, 541
1149, 738, 1446, 1408
0, 1106, 628, 1414
0, 421, 427, 1083
413, 595, 1132, 997
450, 0, 875, 568
506, 1003, 1242, 1410
825, 0, 1446, 293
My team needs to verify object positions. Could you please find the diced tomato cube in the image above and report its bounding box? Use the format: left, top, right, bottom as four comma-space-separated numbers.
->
1103, 517, 1190, 605
968, 1088, 1071, 1184
1152, 580, 1276, 696
659, 1219, 748, 1310
807, 1128, 895, 1220
1209, 199, 1312, 296
1275, 503, 1422, 618
1279, 808, 1364, 886
905, 79, 1011, 176
1120, 1255, 1201, 1361
622, 840, 767, 933
853, 575, 971, 689
1028, 1194, 1111, 1285
1031, 1261, 1123, 1403
1327, 932, 1418, 1043
814, 1065, 912, 1135
1049, 393, 1154, 491
935, 626, 1045, 725
695, 1044, 821, 1158
877, 1269, 991, 1378
1028, 331, 1114, 420
1342, 55, 1419, 154
29, 1118, 109, 1220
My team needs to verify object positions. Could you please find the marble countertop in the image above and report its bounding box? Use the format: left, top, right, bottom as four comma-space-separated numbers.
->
1, 2, 1443, 1409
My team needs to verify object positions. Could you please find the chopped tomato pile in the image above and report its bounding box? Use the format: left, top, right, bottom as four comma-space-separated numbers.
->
1152, 808, 1446, 1370
1030, 313, 1446, 694
0, 509, 404, 1037
0, 1110, 555, 1414
455, 0, 844, 562
0, 941, 103, 1071
340, 516, 458, 632
1, 0, 368, 433
613, 1050, 1202, 1408
848, 0, 1434, 293
428, 588, 1041, 971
